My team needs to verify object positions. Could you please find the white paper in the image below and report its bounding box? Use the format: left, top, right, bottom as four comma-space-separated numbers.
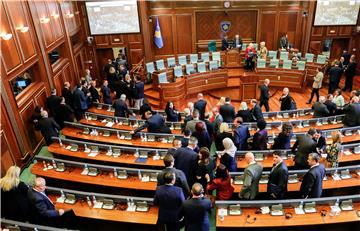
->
88, 152, 98, 157
218, 208, 228, 216
81, 169, 89, 175
261, 206, 270, 214
56, 196, 66, 203
332, 174, 341, 181
66, 145, 71, 150
105, 122, 114, 127
295, 207, 305, 214
93, 201, 103, 209
126, 205, 136, 212
141, 176, 150, 182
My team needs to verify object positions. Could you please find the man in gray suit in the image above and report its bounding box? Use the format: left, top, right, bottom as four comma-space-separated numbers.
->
312, 96, 330, 118
211, 107, 223, 135
292, 128, 317, 169
239, 152, 263, 199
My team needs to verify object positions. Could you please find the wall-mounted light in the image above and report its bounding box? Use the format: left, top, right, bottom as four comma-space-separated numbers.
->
51, 13, 60, 19
16, 25, 29, 33
65, 12, 74, 18
0, 33, 13, 40
40, 17, 50, 24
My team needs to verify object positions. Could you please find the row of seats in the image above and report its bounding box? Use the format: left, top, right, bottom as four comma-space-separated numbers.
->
267, 51, 327, 64
146, 52, 221, 74
256, 59, 306, 70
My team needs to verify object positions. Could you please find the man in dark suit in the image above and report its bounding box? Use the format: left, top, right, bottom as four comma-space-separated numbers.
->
154, 172, 185, 231
89, 80, 100, 103
300, 153, 326, 198
324, 94, 337, 116
267, 151, 288, 199
55, 97, 74, 128
343, 55, 357, 92
38, 110, 60, 145
173, 137, 198, 186
194, 93, 207, 120
61, 82, 73, 108
249, 99, 264, 122
279, 87, 293, 111
328, 62, 343, 94
221, 35, 230, 51
233, 117, 250, 151
312, 96, 330, 118
341, 49, 351, 66
292, 128, 317, 169
239, 152, 263, 199
167, 139, 183, 157
182, 183, 212, 231
279, 34, 288, 49
101, 80, 112, 105
132, 111, 169, 134
211, 107, 223, 135
134, 75, 145, 109
181, 129, 192, 147
185, 110, 206, 133
113, 94, 133, 118
259, 79, 270, 112
343, 96, 360, 127
73, 84, 89, 120
46, 88, 61, 117
220, 97, 235, 123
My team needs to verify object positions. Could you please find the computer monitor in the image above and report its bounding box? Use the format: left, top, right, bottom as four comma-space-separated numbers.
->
17, 80, 27, 87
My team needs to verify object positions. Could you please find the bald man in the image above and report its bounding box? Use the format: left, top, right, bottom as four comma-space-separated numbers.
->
279, 87, 293, 111
260, 79, 270, 112
194, 93, 207, 120
239, 152, 263, 199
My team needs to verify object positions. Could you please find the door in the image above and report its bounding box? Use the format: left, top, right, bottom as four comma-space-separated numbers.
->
330, 38, 349, 60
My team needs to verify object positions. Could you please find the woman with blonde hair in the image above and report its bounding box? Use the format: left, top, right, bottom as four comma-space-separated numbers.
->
215, 123, 233, 151
325, 131, 342, 167
1, 166, 31, 221
236, 101, 251, 122
259, 41, 268, 59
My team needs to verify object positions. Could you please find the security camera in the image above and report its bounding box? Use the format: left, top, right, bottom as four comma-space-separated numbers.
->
87, 37, 93, 45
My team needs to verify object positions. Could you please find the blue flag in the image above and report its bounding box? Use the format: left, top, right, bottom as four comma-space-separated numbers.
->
154, 17, 163, 49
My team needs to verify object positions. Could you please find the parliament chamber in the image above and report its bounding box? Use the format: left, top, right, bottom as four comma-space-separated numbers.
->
1, 1, 360, 231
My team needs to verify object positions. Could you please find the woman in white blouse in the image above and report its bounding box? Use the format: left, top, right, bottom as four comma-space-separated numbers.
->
332, 89, 345, 108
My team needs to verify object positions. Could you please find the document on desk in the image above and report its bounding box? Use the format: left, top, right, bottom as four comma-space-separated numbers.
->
93, 201, 103, 209
217, 208, 228, 216
88, 152, 98, 157
105, 122, 114, 127
56, 196, 66, 203
294, 207, 305, 215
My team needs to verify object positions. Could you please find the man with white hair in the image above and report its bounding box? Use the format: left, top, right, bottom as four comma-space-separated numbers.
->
279, 87, 294, 111
194, 93, 207, 120
37, 110, 60, 145
239, 152, 263, 199
113, 94, 133, 118
259, 79, 270, 112
343, 96, 360, 127
187, 102, 194, 115
312, 96, 329, 118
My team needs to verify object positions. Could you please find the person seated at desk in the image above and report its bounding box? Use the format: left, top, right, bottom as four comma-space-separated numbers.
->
343, 96, 360, 127
113, 94, 134, 118
272, 124, 293, 150
221, 35, 230, 51
165, 101, 180, 122
232, 34, 243, 50
279, 34, 289, 50
207, 164, 234, 200
239, 152, 263, 200
132, 110, 170, 134
267, 151, 288, 199
312, 96, 330, 118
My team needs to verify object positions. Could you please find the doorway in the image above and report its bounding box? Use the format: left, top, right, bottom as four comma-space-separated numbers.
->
330, 38, 349, 59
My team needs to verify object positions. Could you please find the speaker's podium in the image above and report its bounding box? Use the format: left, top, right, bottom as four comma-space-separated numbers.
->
240, 73, 258, 101
225, 49, 241, 68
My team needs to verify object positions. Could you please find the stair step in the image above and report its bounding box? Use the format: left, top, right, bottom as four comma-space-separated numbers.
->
144, 89, 160, 100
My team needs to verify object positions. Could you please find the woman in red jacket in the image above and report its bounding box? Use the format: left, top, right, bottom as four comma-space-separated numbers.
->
245, 43, 256, 71
207, 164, 234, 200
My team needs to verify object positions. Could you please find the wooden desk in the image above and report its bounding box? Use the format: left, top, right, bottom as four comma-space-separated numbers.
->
31, 162, 157, 191
232, 173, 360, 193
49, 194, 158, 224
216, 203, 360, 227
256, 68, 306, 90
61, 127, 173, 149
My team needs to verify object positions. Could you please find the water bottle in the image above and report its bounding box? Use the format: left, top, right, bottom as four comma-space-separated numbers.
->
114, 168, 118, 177
59, 138, 63, 147
42, 161, 47, 169
138, 170, 142, 179
60, 190, 65, 198
86, 196, 92, 207
52, 160, 57, 169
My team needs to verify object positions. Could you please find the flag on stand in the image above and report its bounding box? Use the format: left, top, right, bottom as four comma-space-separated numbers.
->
154, 17, 163, 49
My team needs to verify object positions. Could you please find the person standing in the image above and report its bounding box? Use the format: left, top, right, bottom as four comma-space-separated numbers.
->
88, 80, 100, 103
245, 43, 256, 71
233, 117, 250, 151
154, 172, 185, 231
38, 110, 60, 146
206, 164, 234, 200
307, 68, 324, 104
343, 96, 360, 127
113, 94, 133, 118
328, 62, 343, 94
272, 124, 293, 150
239, 152, 263, 199
174, 137, 198, 186
55, 97, 74, 128
101, 80, 112, 104
61, 82, 73, 108
73, 84, 89, 120
343, 55, 357, 92
252, 120, 268, 150
249, 99, 263, 122
46, 88, 61, 117
182, 183, 212, 231
221, 35, 230, 51
194, 93, 207, 121
312, 96, 330, 118
219, 97, 236, 123
279, 34, 288, 49
132, 111, 169, 134
133, 75, 145, 109
292, 128, 317, 169
259, 79, 270, 112
267, 152, 288, 199
259, 41, 268, 59
300, 153, 326, 198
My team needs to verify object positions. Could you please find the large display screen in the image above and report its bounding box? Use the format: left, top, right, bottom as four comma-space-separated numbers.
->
85, 1, 140, 35
314, 0, 360, 26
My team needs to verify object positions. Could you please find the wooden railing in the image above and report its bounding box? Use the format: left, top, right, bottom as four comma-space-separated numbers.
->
129, 58, 145, 81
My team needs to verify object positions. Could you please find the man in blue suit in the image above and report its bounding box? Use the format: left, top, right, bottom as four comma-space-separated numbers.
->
154, 172, 185, 231
300, 153, 326, 198
194, 93, 207, 120
132, 111, 170, 134
174, 137, 198, 186
182, 183, 212, 231
267, 151, 288, 199
233, 117, 250, 150
73, 84, 89, 120
134, 75, 144, 109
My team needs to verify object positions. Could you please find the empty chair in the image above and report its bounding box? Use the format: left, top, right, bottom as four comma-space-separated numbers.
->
156, 59, 165, 70
316, 54, 327, 64
212, 51, 221, 61
145, 62, 155, 74
280, 51, 289, 60
197, 62, 206, 73
282, 60, 292, 69
158, 72, 168, 83
269, 59, 279, 68
201, 52, 210, 62
178, 55, 187, 66
305, 53, 314, 63
208, 41, 216, 52
186, 64, 195, 75
167, 57, 176, 68
242, 43, 247, 51
174, 65, 183, 78
190, 54, 198, 64
268, 50, 277, 59
209, 60, 219, 71
252, 43, 258, 50
297, 61, 306, 70
256, 58, 266, 68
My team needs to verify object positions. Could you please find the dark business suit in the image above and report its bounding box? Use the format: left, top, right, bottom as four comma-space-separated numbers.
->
55, 103, 74, 128
239, 163, 263, 199
272, 132, 292, 150
46, 95, 61, 117
174, 147, 197, 185
260, 84, 270, 112
89, 86, 100, 102
267, 162, 288, 199
279, 95, 292, 111
233, 125, 250, 150
166, 108, 179, 122
300, 164, 326, 198
134, 81, 145, 99
61, 87, 73, 107
343, 103, 360, 127
220, 103, 236, 123
212, 114, 223, 135
101, 85, 112, 104
344, 61, 357, 91
113, 99, 131, 118
154, 185, 185, 231
324, 100, 337, 116
38, 117, 60, 145
236, 109, 251, 122
252, 129, 268, 150
221, 38, 229, 51
250, 104, 264, 122
134, 114, 168, 134
194, 99, 207, 120
292, 134, 316, 169
328, 66, 343, 94
73, 88, 88, 120
182, 197, 212, 231
312, 102, 330, 118
157, 167, 190, 197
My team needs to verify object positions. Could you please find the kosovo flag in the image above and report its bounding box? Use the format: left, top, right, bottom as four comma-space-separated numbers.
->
154, 17, 163, 49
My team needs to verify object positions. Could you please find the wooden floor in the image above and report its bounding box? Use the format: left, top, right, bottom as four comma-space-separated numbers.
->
145, 68, 359, 112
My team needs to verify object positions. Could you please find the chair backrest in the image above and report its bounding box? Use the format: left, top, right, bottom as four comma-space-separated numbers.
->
145, 62, 155, 74
305, 53, 314, 63
178, 55, 187, 65
186, 64, 195, 75
201, 52, 210, 62
197, 62, 206, 73
190, 54, 198, 64
212, 52, 221, 61
242, 43, 247, 51
158, 72, 168, 83
167, 57, 176, 68
257, 58, 266, 68
280, 51, 289, 61
209, 60, 219, 71
155, 59, 165, 70
270, 59, 279, 68
268, 50, 277, 59
316, 55, 327, 64
297, 61, 306, 70
283, 60, 292, 69
173, 66, 183, 78
208, 41, 216, 52
252, 43, 258, 50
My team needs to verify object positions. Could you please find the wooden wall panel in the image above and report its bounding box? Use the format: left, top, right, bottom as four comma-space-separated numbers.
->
129, 49, 144, 67
152, 15, 173, 56
34, 87, 47, 109
278, 11, 298, 48
311, 27, 323, 37
175, 14, 192, 54
19, 101, 39, 150
259, 11, 277, 50
1, 133, 16, 176
110, 35, 125, 45
94, 35, 110, 46
309, 40, 322, 54
31, 1, 54, 48
53, 71, 64, 95
46, 1, 64, 42
339, 26, 352, 36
